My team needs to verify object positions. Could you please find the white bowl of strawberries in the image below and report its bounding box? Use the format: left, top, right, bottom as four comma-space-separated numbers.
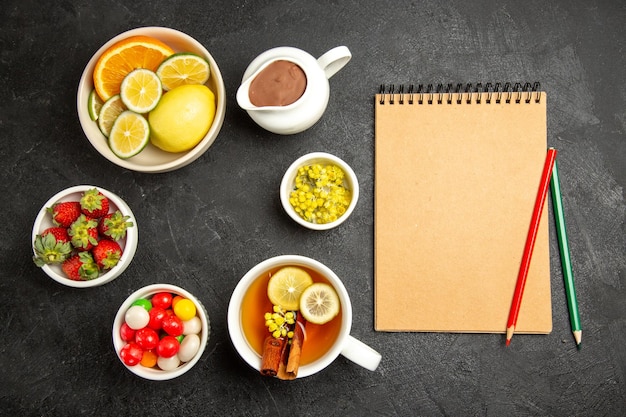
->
32, 185, 138, 288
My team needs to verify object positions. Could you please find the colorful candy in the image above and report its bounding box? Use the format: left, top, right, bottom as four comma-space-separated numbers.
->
161, 315, 184, 337
173, 299, 196, 321
125, 305, 150, 330
151, 292, 173, 309
117, 292, 203, 371
119, 342, 143, 366
183, 316, 202, 335
178, 333, 200, 362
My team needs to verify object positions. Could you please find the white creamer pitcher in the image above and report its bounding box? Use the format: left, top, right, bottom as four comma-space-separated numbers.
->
236, 46, 352, 135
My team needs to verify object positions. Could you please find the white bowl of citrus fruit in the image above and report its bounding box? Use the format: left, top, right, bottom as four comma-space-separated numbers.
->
77, 27, 226, 173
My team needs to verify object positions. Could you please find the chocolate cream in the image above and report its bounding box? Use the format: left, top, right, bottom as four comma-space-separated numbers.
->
248, 60, 307, 107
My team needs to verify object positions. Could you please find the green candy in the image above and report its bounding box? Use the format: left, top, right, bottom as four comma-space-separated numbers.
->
131, 298, 152, 312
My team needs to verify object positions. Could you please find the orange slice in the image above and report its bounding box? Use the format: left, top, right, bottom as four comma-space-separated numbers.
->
93, 35, 174, 102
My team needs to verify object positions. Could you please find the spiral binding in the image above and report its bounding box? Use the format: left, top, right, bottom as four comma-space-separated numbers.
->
378, 82, 541, 105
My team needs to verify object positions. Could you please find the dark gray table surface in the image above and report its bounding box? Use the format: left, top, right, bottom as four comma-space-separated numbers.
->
2, 0, 625, 416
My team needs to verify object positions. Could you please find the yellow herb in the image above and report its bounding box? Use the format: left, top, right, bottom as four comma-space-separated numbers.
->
289, 163, 351, 224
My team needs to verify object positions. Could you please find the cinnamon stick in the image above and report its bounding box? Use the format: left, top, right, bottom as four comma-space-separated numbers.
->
260, 336, 286, 377
277, 314, 307, 380
286, 314, 306, 374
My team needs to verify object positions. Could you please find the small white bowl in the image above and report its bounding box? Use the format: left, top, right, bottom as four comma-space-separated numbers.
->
31, 185, 138, 288
112, 284, 210, 380
77, 26, 226, 173
280, 152, 359, 230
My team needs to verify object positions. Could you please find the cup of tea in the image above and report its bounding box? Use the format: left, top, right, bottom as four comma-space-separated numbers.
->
227, 255, 381, 378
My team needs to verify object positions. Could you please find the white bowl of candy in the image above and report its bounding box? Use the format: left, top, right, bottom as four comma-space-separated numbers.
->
112, 284, 210, 380
31, 185, 138, 288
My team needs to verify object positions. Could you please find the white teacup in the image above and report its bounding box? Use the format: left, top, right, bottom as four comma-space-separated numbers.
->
227, 255, 381, 378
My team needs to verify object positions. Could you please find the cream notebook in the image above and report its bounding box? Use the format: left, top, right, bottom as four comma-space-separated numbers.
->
374, 83, 552, 333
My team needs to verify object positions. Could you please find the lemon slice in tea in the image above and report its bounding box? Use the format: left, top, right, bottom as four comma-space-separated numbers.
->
120, 68, 163, 113
108, 110, 150, 159
88, 89, 104, 121
156, 52, 210, 91
299, 283, 340, 325
267, 267, 314, 311
98, 94, 126, 137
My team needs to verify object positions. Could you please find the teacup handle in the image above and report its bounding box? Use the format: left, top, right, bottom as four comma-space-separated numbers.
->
340, 335, 381, 371
317, 46, 352, 79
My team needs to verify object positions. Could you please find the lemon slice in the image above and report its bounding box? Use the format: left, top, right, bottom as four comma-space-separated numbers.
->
267, 267, 314, 311
108, 110, 150, 159
156, 52, 210, 91
120, 68, 163, 113
98, 94, 126, 137
299, 283, 340, 325
88, 89, 104, 121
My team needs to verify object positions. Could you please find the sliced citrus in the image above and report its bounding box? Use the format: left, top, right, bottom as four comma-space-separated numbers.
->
88, 89, 104, 121
108, 110, 150, 159
156, 52, 211, 91
267, 267, 314, 311
97, 94, 126, 137
93, 35, 174, 102
119, 68, 162, 113
299, 283, 340, 325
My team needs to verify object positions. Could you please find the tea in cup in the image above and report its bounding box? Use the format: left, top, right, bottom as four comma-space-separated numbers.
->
227, 255, 381, 379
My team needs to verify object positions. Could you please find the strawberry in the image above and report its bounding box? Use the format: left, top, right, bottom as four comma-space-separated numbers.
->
47, 201, 81, 228
41, 226, 70, 244
80, 188, 109, 219
68, 214, 99, 251
98, 210, 133, 241
92, 239, 122, 270
33, 230, 73, 267
61, 252, 99, 281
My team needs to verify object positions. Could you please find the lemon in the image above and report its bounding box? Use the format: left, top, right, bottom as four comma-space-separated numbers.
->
98, 95, 126, 137
299, 283, 340, 325
148, 84, 216, 153
108, 110, 150, 159
156, 52, 211, 91
267, 267, 314, 311
119, 68, 162, 113
88, 89, 104, 121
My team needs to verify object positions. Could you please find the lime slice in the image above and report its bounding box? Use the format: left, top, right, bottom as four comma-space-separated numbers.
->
156, 52, 210, 91
98, 95, 126, 137
267, 267, 314, 311
299, 283, 340, 325
108, 110, 150, 159
119, 68, 162, 113
88, 89, 104, 121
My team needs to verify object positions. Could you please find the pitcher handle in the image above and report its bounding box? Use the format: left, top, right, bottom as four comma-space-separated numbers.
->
340, 335, 381, 371
317, 46, 352, 79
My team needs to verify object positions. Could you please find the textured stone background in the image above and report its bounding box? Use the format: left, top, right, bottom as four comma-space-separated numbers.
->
1, 0, 624, 415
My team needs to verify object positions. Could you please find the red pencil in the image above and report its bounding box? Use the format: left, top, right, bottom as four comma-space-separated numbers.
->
506, 147, 557, 346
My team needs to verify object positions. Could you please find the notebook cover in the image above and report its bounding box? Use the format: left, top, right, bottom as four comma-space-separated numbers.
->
374, 91, 552, 333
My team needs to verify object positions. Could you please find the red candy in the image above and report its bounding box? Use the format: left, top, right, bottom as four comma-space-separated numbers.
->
148, 307, 167, 330
157, 335, 180, 358
151, 292, 173, 309
135, 327, 159, 350
162, 314, 184, 337
120, 342, 143, 366
120, 322, 136, 342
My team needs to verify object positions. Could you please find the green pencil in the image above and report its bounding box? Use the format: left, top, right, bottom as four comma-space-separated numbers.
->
550, 159, 582, 348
